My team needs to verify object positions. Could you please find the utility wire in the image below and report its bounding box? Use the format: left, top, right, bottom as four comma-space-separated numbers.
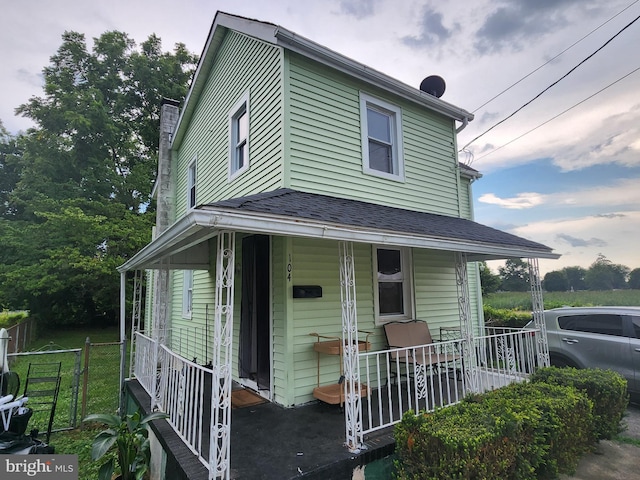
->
471, 66, 640, 162
471, 0, 640, 113
460, 12, 640, 153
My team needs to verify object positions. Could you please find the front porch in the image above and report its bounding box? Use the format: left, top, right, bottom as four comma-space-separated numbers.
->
126, 378, 395, 480
127, 322, 545, 479
117, 190, 558, 479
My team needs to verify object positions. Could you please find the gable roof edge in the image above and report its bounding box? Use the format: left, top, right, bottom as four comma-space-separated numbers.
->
172, 11, 474, 149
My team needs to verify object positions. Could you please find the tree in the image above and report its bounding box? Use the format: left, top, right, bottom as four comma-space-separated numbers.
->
562, 266, 586, 291
479, 262, 501, 295
544, 270, 569, 292
629, 268, 640, 289
0, 121, 23, 217
0, 31, 197, 325
498, 258, 530, 292
584, 254, 629, 291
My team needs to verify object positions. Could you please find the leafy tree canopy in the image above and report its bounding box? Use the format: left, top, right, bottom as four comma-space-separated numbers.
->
543, 270, 569, 292
479, 261, 501, 295
0, 31, 197, 325
584, 254, 629, 291
498, 258, 530, 292
629, 268, 640, 290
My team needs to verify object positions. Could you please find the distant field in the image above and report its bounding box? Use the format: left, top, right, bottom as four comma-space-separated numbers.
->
484, 290, 640, 310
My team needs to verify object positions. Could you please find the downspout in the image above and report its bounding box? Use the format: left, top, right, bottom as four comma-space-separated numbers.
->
455, 116, 469, 133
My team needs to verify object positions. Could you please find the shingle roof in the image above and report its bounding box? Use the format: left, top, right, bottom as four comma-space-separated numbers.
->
205, 189, 552, 254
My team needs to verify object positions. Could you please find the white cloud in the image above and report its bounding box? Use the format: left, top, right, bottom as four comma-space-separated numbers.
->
511, 211, 640, 273
478, 192, 545, 209
480, 178, 640, 210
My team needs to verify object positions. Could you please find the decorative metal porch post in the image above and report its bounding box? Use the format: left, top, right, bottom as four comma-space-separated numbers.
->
338, 241, 363, 453
528, 258, 550, 367
454, 252, 479, 393
209, 231, 235, 480
150, 263, 170, 411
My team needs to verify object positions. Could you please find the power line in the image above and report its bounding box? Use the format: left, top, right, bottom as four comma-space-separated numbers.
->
471, 0, 640, 113
471, 66, 640, 162
460, 12, 640, 153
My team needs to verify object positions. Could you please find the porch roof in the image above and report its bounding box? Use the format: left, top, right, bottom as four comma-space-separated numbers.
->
118, 189, 558, 272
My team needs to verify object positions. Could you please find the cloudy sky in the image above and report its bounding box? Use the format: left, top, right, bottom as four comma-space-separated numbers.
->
2, 0, 639, 276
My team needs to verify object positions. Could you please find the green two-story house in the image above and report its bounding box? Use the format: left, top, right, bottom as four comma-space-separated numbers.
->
119, 11, 558, 479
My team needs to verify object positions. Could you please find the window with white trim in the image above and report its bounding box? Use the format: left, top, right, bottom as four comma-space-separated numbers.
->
360, 92, 404, 181
182, 270, 193, 318
374, 247, 412, 323
187, 158, 197, 209
228, 91, 250, 180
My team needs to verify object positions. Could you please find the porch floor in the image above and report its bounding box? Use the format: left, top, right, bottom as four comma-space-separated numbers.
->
126, 380, 395, 480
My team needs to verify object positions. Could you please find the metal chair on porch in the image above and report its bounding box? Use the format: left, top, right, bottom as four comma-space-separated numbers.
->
383, 320, 460, 385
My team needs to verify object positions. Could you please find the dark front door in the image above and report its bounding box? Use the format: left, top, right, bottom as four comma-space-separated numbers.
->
239, 234, 270, 391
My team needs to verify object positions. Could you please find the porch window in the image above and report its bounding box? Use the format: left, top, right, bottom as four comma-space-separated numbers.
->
182, 270, 193, 318
229, 91, 250, 180
360, 92, 404, 182
374, 247, 412, 323
187, 157, 197, 209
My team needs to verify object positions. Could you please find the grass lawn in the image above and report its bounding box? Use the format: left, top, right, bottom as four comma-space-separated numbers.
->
483, 289, 640, 310
8, 326, 121, 480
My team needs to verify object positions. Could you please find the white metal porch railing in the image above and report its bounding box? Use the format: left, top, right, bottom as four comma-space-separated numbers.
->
357, 327, 543, 434
132, 331, 156, 397
358, 338, 467, 435
475, 326, 540, 392
131, 327, 544, 474
132, 330, 212, 468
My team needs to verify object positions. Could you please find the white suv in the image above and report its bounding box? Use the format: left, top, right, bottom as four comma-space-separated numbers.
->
539, 306, 640, 398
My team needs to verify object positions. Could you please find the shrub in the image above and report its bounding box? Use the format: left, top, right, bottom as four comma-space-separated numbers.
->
530, 366, 628, 439
484, 306, 533, 328
0, 310, 29, 328
394, 382, 594, 480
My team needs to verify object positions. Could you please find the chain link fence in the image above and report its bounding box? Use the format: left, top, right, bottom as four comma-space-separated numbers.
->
6, 336, 124, 436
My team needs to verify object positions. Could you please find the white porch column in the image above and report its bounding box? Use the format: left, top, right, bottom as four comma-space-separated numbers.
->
209, 231, 235, 480
339, 241, 363, 453
455, 252, 479, 393
528, 258, 550, 367
119, 272, 127, 413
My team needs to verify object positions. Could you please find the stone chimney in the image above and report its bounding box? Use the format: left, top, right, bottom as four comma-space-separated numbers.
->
153, 98, 180, 342
156, 98, 180, 234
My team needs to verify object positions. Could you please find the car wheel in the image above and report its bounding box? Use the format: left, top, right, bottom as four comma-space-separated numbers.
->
549, 356, 578, 368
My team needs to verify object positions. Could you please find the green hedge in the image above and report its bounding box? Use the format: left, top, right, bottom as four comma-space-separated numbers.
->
483, 306, 533, 328
394, 382, 595, 479
0, 310, 29, 328
530, 367, 628, 439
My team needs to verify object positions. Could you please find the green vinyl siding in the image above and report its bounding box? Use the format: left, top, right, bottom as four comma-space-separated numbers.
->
271, 236, 290, 405
413, 249, 481, 335
288, 238, 375, 405
286, 52, 461, 216
174, 31, 284, 220
413, 249, 465, 332
458, 175, 473, 219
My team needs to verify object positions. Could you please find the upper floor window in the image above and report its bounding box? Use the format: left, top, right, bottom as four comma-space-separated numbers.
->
183, 270, 193, 318
360, 92, 404, 182
229, 91, 250, 180
187, 157, 197, 209
374, 246, 412, 323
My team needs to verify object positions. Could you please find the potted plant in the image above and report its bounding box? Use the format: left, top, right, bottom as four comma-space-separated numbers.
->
84, 409, 168, 480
